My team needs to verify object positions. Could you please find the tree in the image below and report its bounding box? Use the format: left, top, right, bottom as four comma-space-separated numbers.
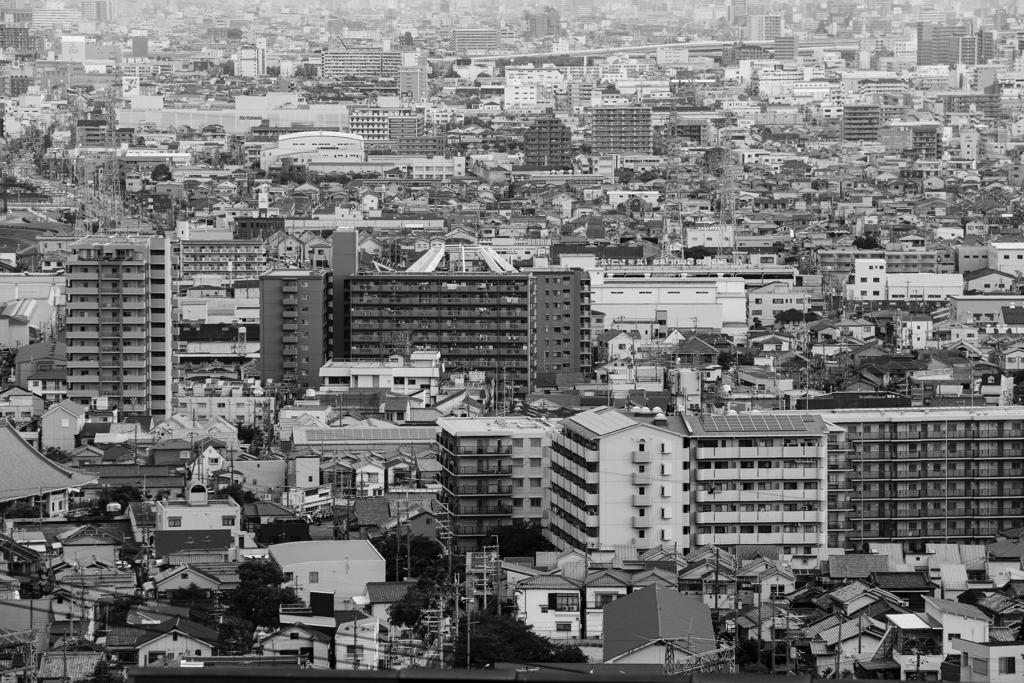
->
452, 614, 587, 668
717, 350, 734, 371
96, 485, 144, 513
387, 577, 442, 634
224, 558, 300, 628
106, 594, 143, 627
150, 163, 172, 181
752, 317, 764, 330
615, 168, 635, 184
226, 28, 243, 40
684, 245, 716, 261
372, 534, 452, 582
492, 520, 556, 557
1, 501, 39, 518
853, 234, 882, 250
221, 60, 236, 77
737, 352, 755, 366
219, 483, 256, 507
266, 66, 281, 77
174, 582, 208, 605
85, 657, 122, 683
292, 63, 317, 79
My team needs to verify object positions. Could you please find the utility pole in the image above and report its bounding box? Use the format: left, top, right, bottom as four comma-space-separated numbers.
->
351, 614, 359, 670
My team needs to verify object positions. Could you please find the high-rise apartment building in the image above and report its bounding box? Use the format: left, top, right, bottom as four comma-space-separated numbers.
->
0, 26, 40, 52
526, 7, 560, 41
747, 15, 782, 41
80, 0, 111, 22
917, 22, 972, 66
774, 35, 799, 61
689, 413, 829, 574
530, 268, 591, 375
841, 104, 881, 142
591, 106, 653, 155
451, 28, 499, 55
239, 37, 267, 78
334, 244, 534, 393
436, 416, 553, 552
398, 65, 428, 103
320, 46, 402, 79
523, 112, 572, 168
29, 2, 79, 29
258, 269, 332, 388
65, 236, 172, 420
178, 239, 267, 283
794, 408, 1024, 553
546, 407, 690, 553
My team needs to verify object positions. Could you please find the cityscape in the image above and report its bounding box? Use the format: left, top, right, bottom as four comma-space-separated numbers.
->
1, 0, 1024, 680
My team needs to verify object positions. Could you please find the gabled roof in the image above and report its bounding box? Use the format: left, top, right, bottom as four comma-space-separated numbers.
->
923, 595, 987, 621
365, 581, 414, 604
603, 585, 715, 661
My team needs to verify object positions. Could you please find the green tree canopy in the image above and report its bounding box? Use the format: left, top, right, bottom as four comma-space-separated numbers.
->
224, 558, 300, 628
492, 520, 555, 557
150, 163, 172, 181
452, 614, 587, 668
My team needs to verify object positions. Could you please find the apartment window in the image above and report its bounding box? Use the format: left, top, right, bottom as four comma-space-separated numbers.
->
530, 498, 542, 507
530, 438, 542, 447
530, 458, 542, 467
512, 438, 524, 447
555, 622, 571, 632
549, 593, 579, 612
513, 478, 524, 488
309, 572, 319, 584
999, 658, 1016, 674
168, 517, 182, 528
530, 478, 542, 487
221, 517, 235, 527
513, 498, 523, 508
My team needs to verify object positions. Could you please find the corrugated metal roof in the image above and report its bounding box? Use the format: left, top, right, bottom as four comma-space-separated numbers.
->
562, 406, 638, 439
926, 544, 962, 568
603, 585, 715, 662
939, 564, 968, 591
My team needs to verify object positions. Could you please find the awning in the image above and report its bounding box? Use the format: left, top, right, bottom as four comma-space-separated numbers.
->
857, 658, 900, 671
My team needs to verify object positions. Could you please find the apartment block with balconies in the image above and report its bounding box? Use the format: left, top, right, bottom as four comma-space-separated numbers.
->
689, 413, 829, 575
546, 406, 690, 553
803, 407, 1024, 553
65, 235, 172, 419
258, 269, 332, 388
436, 416, 554, 552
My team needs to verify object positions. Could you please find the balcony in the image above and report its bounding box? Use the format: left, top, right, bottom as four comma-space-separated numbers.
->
451, 445, 513, 455
632, 516, 652, 529
633, 472, 652, 485
633, 450, 651, 464
455, 485, 512, 495
456, 465, 512, 476
633, 494, 651, 506
457, 505, 512, 516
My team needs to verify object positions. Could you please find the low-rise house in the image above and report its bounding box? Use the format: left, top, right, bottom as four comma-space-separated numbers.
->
257, 622, 333, 669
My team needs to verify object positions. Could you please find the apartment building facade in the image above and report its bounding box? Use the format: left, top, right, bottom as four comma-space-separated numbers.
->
530, 268, 592, 376
258, 269, 332, 388
804, 407, 1024, 553
547, 407, 690, 553
335, 245, 534, 392
65, 235, 173, 420
591, 106, 653, 155
523, 113, 573, 168
451, 28, 499, 54
178, 239, 267, 282
320, 47, 402, 79
436, 416, 553, 552
689, 413, 829, 574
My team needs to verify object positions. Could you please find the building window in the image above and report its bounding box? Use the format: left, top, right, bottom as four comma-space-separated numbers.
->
168, 517, 182, 528
309, 572, 319, 584
222, 517, 235, 526
555, 622, 571, 632
999, 658, 1015, 674
530, 498, 542, 507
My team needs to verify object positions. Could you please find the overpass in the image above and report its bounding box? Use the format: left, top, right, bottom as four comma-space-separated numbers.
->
459, 37, 859, 62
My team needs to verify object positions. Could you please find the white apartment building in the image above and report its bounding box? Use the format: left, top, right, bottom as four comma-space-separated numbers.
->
987, 242, 1024, 276
436, 416, 554, 552
319, 351, 443, 401
155, 480, 244, 541
845, 258, 963, 305
505, 65, 564, 85
547, 407, 690, 553
688, 413, 829, 574
259, 131, 365, 170
239, 38, 267, 78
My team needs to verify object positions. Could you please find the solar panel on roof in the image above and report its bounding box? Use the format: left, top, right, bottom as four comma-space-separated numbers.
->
701, 414, 809, 432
